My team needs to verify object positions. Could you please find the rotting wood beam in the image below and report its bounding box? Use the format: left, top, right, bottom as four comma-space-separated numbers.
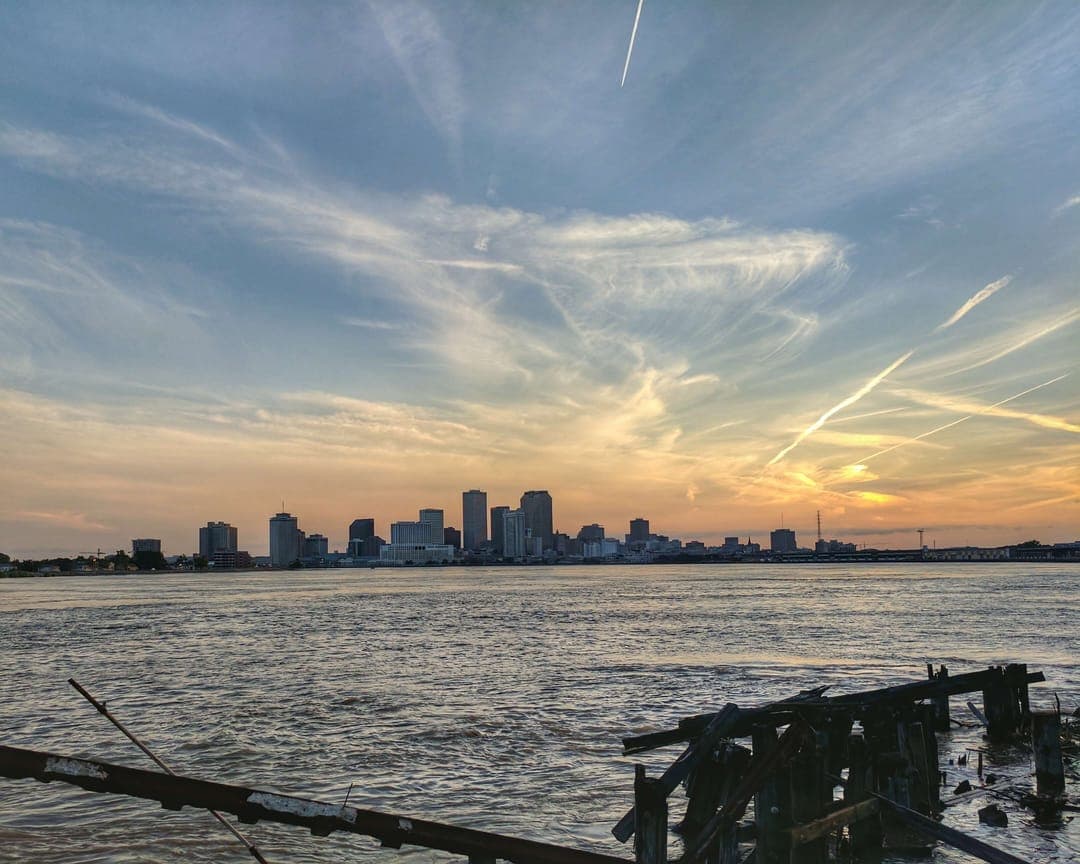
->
0, 745, 632, 864
875, 794, 1032, 864
788, 798, 879, 847
613, 704, 741, 842
625, 669, 1045, 754
682, 721, 810, 864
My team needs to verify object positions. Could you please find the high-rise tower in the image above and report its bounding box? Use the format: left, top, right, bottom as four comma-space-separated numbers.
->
520, 490, 553, 550
462, 490, 488, 551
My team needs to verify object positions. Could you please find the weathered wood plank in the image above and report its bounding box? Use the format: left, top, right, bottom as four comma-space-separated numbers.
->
0, 745, 632, 864
682, 722, 810, 864
788, 798, 879, 846
876, 794, 1032, 864
614, 705, 741, 842
625, 670, 1044, 755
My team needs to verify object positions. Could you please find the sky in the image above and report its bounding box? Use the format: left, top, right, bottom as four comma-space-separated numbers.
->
1, 1, 1078, 558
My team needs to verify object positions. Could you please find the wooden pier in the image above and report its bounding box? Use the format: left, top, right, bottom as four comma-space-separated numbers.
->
0, 663, 1073, 863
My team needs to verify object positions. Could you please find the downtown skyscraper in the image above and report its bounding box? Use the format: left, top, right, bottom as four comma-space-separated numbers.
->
462, 490, 487, 551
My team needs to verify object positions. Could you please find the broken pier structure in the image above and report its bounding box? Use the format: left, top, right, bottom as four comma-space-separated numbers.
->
617, 663, 1058, 864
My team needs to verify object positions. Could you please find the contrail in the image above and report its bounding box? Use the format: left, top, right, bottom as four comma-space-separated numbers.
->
861, 372, 1071, 462
620, 0, 645, 87
767, 351, 914, 466
937, 275, 1012, 330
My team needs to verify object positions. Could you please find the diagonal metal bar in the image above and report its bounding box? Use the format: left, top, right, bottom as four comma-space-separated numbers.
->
0, 744, 632, 864
69, 678, 270, 863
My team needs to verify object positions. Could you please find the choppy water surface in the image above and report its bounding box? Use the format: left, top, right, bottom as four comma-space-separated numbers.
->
0, 564, 1076, 863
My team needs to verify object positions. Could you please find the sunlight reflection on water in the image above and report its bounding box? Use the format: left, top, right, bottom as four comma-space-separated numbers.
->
0, 563, 1076, 862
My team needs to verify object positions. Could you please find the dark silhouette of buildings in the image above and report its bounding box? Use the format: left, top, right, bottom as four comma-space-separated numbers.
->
520, 490, 553, 550
462, 490, 487, 550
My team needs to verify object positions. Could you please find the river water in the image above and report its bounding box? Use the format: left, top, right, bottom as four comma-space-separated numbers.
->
0, 564, 1076, 863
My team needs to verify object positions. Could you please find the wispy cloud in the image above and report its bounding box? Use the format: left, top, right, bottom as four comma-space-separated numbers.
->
1055, 193, 1080, 214
861, 372, 1073, 462
767, 351, 914, 465
937, 275, 1012, 330
370, 1, 465, 173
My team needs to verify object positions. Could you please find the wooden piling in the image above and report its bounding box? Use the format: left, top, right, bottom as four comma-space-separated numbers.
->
634, 766, 668, 864
929, 665, 951, 732
845, 734, 882, 855
1030, 711, 1065, 798
982, 666, 1019, 742
788, 736, 828, 864
751, 725, 791, 864
683, 743, 749, 863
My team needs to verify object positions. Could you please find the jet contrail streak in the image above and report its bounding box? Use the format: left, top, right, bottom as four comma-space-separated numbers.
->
620, 0, 645, 87
767, 351, 914, 466
937, 275, 1012, 330
862, 372, 1071, 462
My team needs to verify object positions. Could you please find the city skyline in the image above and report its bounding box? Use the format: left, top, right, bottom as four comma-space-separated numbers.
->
1, 4, 1078, 559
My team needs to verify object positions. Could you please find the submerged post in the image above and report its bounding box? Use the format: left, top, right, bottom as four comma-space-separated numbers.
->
751, 724, 791, 864
845, 734, 882, 856
930, 665, 950, 732
1030, 711, 1065, 798
634, 766, 667, 864
982, 666, 1019, 742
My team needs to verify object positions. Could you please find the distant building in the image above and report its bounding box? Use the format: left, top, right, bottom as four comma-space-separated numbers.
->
212, 550, 253, 569
419, 508, 444, 545
583, 538, 620, 559
348, 518, 375, 542
199, 521, 238, 560
503, 508, 527, 560
303, 533, 329, 559
380, 544, 454, 565
723, 536, 740, 548
348, 535, 385, 558
577, 523, 605, 542
391, 521, 428, 545
269, 512, 302, 567
770, 529, 798, 553
462, 490, 488, 551
132, 538, 161, 554
520, 490, 553, 550
629, 518, 650, 543
490, 505, 510, 555
444, 526, 461, 549
553, 532, 570, 555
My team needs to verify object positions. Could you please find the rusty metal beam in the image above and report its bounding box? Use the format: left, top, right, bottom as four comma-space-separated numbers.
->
0, 745, 631, 864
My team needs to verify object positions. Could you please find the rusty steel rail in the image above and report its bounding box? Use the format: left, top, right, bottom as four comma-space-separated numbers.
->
0, 745, 631, 864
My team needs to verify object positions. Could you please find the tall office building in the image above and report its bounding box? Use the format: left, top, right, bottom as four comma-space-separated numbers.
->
770, 528, 797, 553
132, 538, 161, 554
269, 512, 301, 567
520, 490, 553, 550
199, 521, 238, 559
348, 518, 375, 542
419, 508, 444, 545
461, 490, 488, 551
629, 518, 650, 543
391, 521, 428, 544
490, 505, 510, 555
503, 508, 527, 560
443, 526, 461, 549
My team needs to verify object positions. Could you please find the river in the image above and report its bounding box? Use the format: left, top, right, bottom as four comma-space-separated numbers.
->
0, 563, 1076, 862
